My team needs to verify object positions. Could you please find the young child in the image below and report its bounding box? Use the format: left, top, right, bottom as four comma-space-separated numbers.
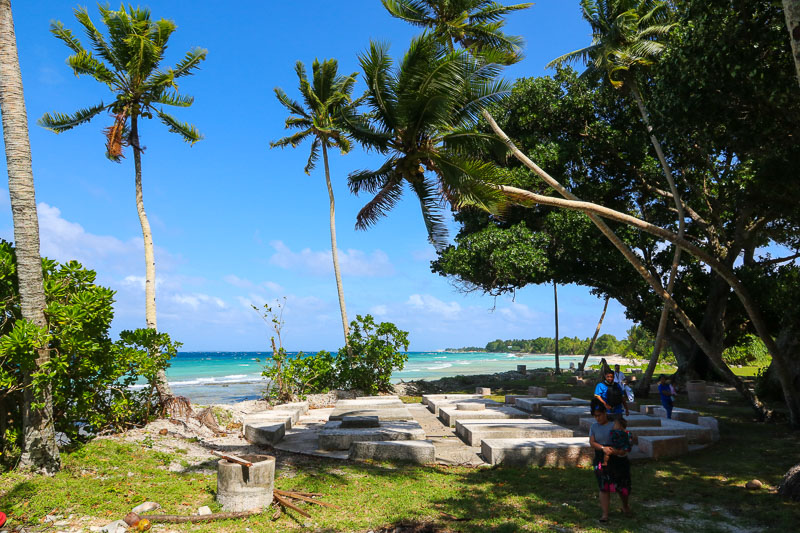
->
603, 417, 633, 466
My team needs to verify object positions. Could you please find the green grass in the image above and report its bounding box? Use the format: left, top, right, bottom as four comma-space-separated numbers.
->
1, 385, 798, 532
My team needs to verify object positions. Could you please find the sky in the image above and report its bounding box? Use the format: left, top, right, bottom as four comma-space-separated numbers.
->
0, 0, 636, 351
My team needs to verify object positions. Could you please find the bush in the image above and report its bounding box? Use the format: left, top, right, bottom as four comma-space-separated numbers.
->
0, 242, 178, 466
722, 334, 770, 367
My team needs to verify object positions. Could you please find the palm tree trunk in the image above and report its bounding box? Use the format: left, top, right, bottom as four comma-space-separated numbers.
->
629, 80, 686, 397
0, 0, 60, 473
130, 115, 171, 400
321, 143, 351, 355
783, 0, 800, 87
579, 295, 609, 371
482, 110, 775, 422
553, 282, 560, 374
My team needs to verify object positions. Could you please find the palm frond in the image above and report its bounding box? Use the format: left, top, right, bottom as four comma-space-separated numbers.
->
409, 176, 449, 251
348, 157, 399, 194
153, 90, 194, 107
74, 7, 121, 70
270, 128, 313, 150
469, 2, 533, 24
305, 138, 320, 174
50, 21, 85, 54
38, 103, 107, 133
381, 0, 432, 26
546, 45, 596, 69
170, 47, 207, 78
65, 51, 117, 85
354, 174, 405, 230
359, 41, 398, 130
274, 87, 310, 119
156, 110, 202, 144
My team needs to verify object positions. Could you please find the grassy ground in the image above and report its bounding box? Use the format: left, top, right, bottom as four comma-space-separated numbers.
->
1, 379, 798, 532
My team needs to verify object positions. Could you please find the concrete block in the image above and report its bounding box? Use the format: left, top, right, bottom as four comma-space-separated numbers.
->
547, 394, 572, 401
335, 398, 404, 408
455, 419, 573, 447
653, 407, 700, 425
217, 455, 274, 512
697, 416, 720, 441
627, 402, 640, 413
427, 397, 499, 415
505, 394, 537, 405
640, 404, 660, 415
541, 406, 594, 426
481, 437, 593, 467
340, 416, 380, 428
638, 435, 688, 459
318, 420, 426, 450
356, 395, 400, 401
329, 406, 413, 421
457, 402, 485, 411
275, 401, 309, 416
243, 411, 297, 430
627, 419, 712, 444
528, 386, 547, 397
515, 398, 590, 415
476, 387, 491, 395
421, 393, 482, 408
578, 414, 661, 433
244, 421, 285, 446
349, 440, 435, 464
517, 365, 527, 374
438, 405, 528, 427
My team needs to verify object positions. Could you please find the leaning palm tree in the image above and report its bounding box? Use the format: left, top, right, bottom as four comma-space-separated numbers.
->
547, 0, 681, 396
270, 59, 358, 353
0, 0, 61, 474
39, 5, 206, 406
382, 0, 532, 63
345, 35, 509, 251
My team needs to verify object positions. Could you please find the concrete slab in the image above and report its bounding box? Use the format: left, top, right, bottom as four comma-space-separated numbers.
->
244, 421, 285, 446
697, 416, 720, 441
481, 437, 593, 467
456, 402, 486, 411
638, 435, 688, 459
318, 420, 426, 450
455, 419, 574, 446
640, 404, 660, 415
356, 396, 400, 401
405, 404, 485, 466
653, 407, 700, 424
421, 394, 483, 407
547, 394, 572, 400
515, 397, 590, 414
335, 399, 404, 408
541, 406, 595, 426
628, 419, 712, 444
277, 401, 309, 416
578, 414, 662, 433
349, 440, 435, 464
340, 416, 380, 428
438, 405, 528, 427
505, 395, 538, 405
528, 386, 547, 397
242, 411, 298, 430
427, 397, 500, 416
329, 406, 413, 421
272, 408, 349, 460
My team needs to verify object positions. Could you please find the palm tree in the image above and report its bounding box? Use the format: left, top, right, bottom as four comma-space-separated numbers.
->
0, 0, 61, 474
344, 35, 508, 251
270, 59, 358, 353
547, 0, 682, 396
382, 0, 532, 63
39, 5, 206, 405
553, 282, 560, 374
579, 295, 610, 371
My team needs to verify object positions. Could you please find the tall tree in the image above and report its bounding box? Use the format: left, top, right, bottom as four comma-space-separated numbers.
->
783, 0, 800, 86
580, 296, 610, 371
553, 282, 560, 373
271, 59, 358, 352
344, 35, 508, 251
547, 0, 682, 396
0, 0, 61, 473
39, 6, 206, 406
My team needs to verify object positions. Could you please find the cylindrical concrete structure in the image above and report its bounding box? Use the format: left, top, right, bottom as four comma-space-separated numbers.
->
687, 380, 708, 405
217, 455, 275, 512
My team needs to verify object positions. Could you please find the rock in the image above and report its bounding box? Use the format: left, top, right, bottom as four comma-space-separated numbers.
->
99, 519, 129, 533
745, 479, 763, 490
131, 502, 161, 515
158, 428, 168, 435
778, 462, 800, 501
197, 506, 212, 516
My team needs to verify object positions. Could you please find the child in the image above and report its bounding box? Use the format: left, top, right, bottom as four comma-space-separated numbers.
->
603, 417, 633, 466
658, 374, 675, 418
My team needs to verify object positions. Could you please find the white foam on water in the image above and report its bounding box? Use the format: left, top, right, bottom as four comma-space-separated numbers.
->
427, 363, 453, 370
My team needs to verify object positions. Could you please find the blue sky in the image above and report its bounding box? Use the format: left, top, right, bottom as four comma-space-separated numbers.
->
0, 0, 635, 351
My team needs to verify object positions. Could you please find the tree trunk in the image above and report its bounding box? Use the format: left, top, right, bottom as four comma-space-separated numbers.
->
629, 80, 686, 397
553, 282, 560, 374
130, 115, 171, 400
482, 110, 775, 421
783, 0, 800, 88
579, 295, 609, 371
321, 143, 351, 355
0, 0, 60, 473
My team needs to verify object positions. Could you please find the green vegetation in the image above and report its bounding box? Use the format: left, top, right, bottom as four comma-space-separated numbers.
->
485, 334, 624, 355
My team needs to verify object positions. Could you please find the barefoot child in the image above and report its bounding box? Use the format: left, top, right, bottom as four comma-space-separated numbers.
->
603, 417, 633, 466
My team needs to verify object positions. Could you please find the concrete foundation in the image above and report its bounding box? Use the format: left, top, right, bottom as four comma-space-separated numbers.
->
637, 435, 688, 459
578, 414, 661, 433
456, 402, 485, 411
697, 416, 720, 441
242, 410, 298, 430
515, 398, 590, 415
349, 440, 435, 464
627, 419, 713, 444
244, 422, 286, 446
421, 394, 483, 408
427, 397, 499, 416
476, 387, 491, 395
481, 437, 593, 467
640, 404, 660, 415
547, 394, 572, 401
217, 455, 275, 512
329, 406, 413, 421
340, 416, 380, 428
540, 406, 594, 426
318, 420, 426, 450
438, 405, 528, 427
653, 407, 700, 424
455, 419, 573, 446
528, 386, 547, 397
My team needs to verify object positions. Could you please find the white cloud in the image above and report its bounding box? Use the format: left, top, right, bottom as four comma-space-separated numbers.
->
223, 274, 254, 289
269, 240, 394, 277
411, 248, 438, 262
406, 293, 462, 319
498, 302, 539, 322
171, 293, 227, 311
370, 304, 388, 317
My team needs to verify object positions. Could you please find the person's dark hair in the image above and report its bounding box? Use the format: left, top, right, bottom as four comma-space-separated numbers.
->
659, 374, 667, 381
590, 397, 607, 415
616, 417, 627, 429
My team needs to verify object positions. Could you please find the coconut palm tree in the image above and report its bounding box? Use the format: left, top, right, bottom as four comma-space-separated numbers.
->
344, 35, 509, 251
0, 0, 61, 474
39, 5, 206, 405
546, 0, 681, 396
382, 0, 532, 63
271, 59, 358, 353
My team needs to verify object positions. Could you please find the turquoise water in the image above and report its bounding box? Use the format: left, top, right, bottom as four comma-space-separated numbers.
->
160, 351, 598, 404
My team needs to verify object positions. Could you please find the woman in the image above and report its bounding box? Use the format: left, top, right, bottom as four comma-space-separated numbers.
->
589, 400, 632, 522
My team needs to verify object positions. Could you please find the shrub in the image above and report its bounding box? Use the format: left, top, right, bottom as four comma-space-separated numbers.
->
722, 334, 770, 367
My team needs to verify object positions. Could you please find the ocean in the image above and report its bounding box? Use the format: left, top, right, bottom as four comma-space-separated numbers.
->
161, 351, 598, 405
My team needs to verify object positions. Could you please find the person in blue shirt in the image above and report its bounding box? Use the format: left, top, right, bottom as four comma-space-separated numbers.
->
658, 374, 675, 418
589, 400, 632, 522
594, 369, 629, 419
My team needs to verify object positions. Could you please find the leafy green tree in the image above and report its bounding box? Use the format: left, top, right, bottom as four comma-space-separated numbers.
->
271, 59, 358, 353
0, 0, 60, 473
344, 35, 508, 250
38, 5, 205, 405
783, 0, 800, 85
381, 0, 532, 63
